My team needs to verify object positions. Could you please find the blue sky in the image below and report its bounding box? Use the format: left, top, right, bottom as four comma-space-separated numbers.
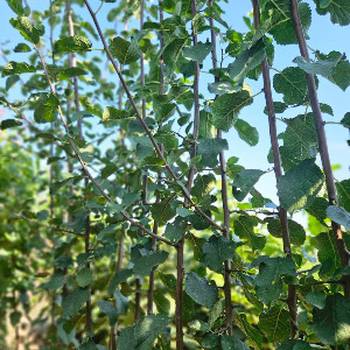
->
0, 0, 349, 203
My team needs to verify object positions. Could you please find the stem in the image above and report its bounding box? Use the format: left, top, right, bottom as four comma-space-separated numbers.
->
67, 1, 93, 335
146, 0, 165, 317
290, 0, 350, 297
83, 0, 223, 233
252, 0, 297, 335
208, 0, 233, 335
176, 2, 200, 348
134, 278, 142, 321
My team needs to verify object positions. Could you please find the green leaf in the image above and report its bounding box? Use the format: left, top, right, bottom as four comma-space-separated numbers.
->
164, 217, 186, 243
0, 119, 22, 130
305, 291, 327, 309
2, 61, 35, 76
278, 340, 313, 350
56, 67, 87, 80
185, 272, 218, 308
312, 294, 350, 345
102, 106, 130, 122
211, 90, 253, 131
295, 54, 350, 90
197, 138, 228, 167
341, 112, 350, 128
10, 16, 44, 44
6, 0, 25, 15
277, 159, 324, 212
41, 272, 65, 291
76, 267, 93, 288
131, 247, 169, 277
62, 288, 89, 319
34, 93, 59, 123
233, 169, 265, 201
202, 235, 235, 273
234, 118, 259, 146
266, 218, 306, 245
118, 315, 169, 350
151, 199, 177, 226
221, 336, 249, 350
314, 0, 350, 26
337, 179, 350, 211
327, 205, 350, 230
235, 214, 266, 251
280, 113, 318, 170
183, 42, 212, 63
54, 35, 92, 53
259, 305, 291, 343
13, 42, 31, 52
273, 67, 308, 105
110, 36, 140, 65
266, 2, 312, 45
254, 256, 296, 304
208, 299, 225, 329
228, 40, 266, 84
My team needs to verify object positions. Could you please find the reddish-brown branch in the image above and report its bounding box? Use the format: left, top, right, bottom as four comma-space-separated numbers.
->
252, 0, 296, 335
175, 1, 201, 348
208, 0, 233, 335
290, 0, 350, 297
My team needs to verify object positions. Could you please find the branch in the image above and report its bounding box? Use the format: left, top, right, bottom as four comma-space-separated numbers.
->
34, 45, 176, 248
209, 0, 233, 335
252, 0, 296, 336
83, 0, 224, 233
290, 0, 350, 298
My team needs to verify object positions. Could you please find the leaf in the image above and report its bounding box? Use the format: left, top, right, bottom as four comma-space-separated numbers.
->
234, 118, 259, 146
202, 235, 236, 273
305, 291, 327, 309
266, 218, 306, 245
110, 36, 140, 65
273, 67, 308, 105
235, 214, 266, 251
197, 138, 228, 167
13, 42, 31, 52
183, 42, 212, 63
208, 299, 225, 329
259, 305, 291, 343
278, 340, 313, 350
131, 247, 169, 277
221, 336, 249, 350
327, 205, 350, 230
62, 288, 89, 319
211, 90, 253, 131
253, 256, 296, 304
314, 0, 350, 26
6, 0, 25, 15
76, 267, 93, 288
233, 169, 265, 201
118, 315, 169, 350
185, 272, 218, 308
164, 217, 186, 243
295, 54, 350, 90
265, 2, 312, 45
312, 294, 350, 344
34, 93, 59, 123
102, 106, 130, 122
54, 35, 92, 53
0, 119, 22, 130
341, 112, 350, 128
10, 16, 44, 44
336, 179, 350, 211
277, 159, 324, 212
228, 40, 266, 84
2, 61, 35, 76
280, 113, 318, 170
42, 272, 65, 291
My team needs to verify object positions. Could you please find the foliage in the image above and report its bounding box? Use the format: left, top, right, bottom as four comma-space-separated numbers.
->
0, 0, 350, 349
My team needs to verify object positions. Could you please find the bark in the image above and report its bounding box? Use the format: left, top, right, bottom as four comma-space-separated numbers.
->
290, 0, 350, 297
208, 0, 233, 335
